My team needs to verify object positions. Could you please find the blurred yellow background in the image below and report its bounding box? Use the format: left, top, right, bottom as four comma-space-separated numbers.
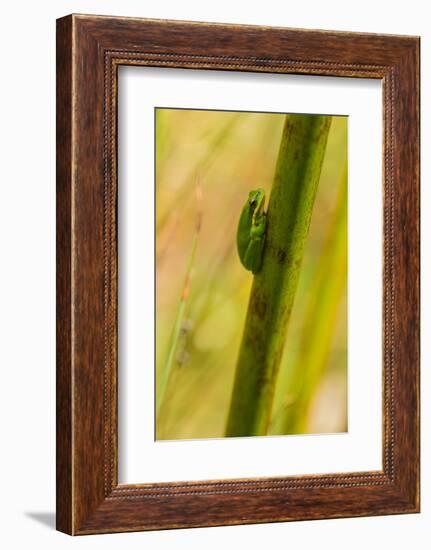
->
155, 108, 347, 440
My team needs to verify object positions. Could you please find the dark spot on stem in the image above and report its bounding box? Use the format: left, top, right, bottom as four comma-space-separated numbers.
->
251, 290, 267, 320
275, 248, 287, 264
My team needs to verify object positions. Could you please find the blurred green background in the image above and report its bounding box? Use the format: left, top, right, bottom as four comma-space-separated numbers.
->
155, 108, 347, 440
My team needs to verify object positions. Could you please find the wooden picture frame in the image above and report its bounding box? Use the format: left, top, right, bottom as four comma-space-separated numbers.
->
56, 14, 420, 535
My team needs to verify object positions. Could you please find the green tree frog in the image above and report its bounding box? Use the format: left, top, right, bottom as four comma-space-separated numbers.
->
236, 188, 267, 274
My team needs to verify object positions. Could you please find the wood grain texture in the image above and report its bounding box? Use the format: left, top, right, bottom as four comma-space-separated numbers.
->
56, 16, 73, 535
56, 14, 420, 535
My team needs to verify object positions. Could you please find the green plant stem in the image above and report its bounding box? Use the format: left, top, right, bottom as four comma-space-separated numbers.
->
280, 164, 347, 434
156, 233, 198, 417
156, 180, 202, 418
225, 114, 332, 437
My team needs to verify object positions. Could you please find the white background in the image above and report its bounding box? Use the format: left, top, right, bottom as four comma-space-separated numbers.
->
0, 1, 427, 548
119, 68, 382, 483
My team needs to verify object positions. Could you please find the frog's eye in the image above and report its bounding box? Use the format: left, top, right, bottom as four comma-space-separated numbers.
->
249, 193, 259, 206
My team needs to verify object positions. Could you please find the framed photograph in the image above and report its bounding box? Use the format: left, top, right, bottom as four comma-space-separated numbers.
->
56, 14, 420, 534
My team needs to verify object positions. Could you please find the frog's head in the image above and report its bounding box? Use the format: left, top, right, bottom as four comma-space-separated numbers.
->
248, 188, 265, 212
